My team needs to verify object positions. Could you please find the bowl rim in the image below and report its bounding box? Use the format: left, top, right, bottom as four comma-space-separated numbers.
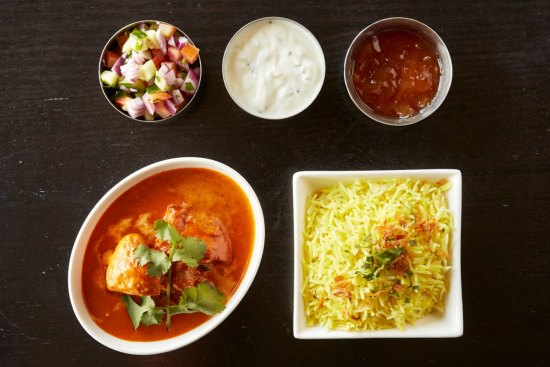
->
292, 169, 463, 338
68, 157, 265, 354
221, 16, 326, 120
343, 17, 453, 126
98, 20, 202, 124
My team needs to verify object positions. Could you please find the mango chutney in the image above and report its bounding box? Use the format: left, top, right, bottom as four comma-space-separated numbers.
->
352, 29, 440, 119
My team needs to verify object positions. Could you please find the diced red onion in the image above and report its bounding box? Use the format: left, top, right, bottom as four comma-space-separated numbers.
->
164, 99, 177, 115
177, 36, 188, 48
171, 89, 185, 106
188, 68, 200, 85
112, 55, 125, 76
173, 77, 184, 89
168, 36, 176, 47
127, 98, 145, 118
182, 72, 197, 94
139, 50, 152, 60
142, 93, 155, 115
132, 52, 145, 65
156, 30, 167, 55
158, 63, 170, 77
177, 59, 189, 72
120, 60, 140, 83
162, 61, 176, 71
165, 70, 176, 85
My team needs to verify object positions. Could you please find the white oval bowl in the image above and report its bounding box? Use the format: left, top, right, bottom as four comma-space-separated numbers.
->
68, 157, 265, 354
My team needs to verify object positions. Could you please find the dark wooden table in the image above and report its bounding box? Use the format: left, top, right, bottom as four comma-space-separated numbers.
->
1, 0, 549, 366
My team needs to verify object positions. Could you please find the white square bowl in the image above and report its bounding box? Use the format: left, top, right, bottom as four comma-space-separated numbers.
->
293, 169, 463, 338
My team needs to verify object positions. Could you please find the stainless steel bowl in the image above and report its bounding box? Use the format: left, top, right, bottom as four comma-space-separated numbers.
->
98, 20, 202, 123
344, 17, 452, 126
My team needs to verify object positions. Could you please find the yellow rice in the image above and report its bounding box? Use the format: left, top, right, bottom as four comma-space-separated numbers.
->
302, 178, 452, 330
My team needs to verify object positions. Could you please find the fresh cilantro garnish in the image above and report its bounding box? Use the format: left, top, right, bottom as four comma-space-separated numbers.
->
120, 282, 225, 330
125, 219, 212, 330
184, 82, 194, 91
134, 244, 171, 277
146, 84, 160, 94
153, 220, 207, 268
121, 295, 164, 329
358, 247, 406, 281
172, 237, 206, 268
154, 219, 185, 244
373, 247, 405, 263
169, 282, 226, 316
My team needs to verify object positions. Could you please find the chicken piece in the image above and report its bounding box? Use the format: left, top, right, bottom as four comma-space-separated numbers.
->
169, 262, 208, 294
162, 203, 233, 263
105, 233, 160, 296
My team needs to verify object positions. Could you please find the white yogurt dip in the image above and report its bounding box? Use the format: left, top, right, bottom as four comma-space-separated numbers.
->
223, 17, 325, 119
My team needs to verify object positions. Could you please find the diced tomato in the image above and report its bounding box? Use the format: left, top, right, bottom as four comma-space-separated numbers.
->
148, 92, 172, 103
167, 46, 183, 62
114, 95, 132, 109
181, 43, 200, 64
158, 23, 176, 38
161, 61, 177, 73
116, 33, 128, 49
104, 51, 121, 68
151, 49, 165, 69
154, 101, 171, 118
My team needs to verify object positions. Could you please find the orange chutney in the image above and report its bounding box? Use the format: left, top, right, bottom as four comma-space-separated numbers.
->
352, 29, 441, 118
82, 168, 255, 341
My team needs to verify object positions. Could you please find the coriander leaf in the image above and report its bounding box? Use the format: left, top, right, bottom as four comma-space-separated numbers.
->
121, 295, 164, 329
133, 244, 171, 277
146, 84, 160, 94
373, 247, 405, 264
184, 82, 194, 91
140, 297, 165, 326
169, 282, 226, 316
154, 219, 184, 246
172, 237, 207, 267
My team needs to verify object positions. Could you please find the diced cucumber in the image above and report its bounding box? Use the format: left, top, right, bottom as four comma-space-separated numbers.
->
101, 70, 119, 87
128, 33, 149, 52
144, 110, 155, 121
154, 73, 170, 92
118, 78, 146, 92
145, 30, 159, 49
121, 38, 132, 53
139, 60, 157, 81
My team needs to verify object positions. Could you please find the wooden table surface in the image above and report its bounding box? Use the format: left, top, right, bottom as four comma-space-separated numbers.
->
1, 0, 549, 366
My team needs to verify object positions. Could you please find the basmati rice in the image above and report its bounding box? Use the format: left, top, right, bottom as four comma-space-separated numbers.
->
302, 178, 452, 330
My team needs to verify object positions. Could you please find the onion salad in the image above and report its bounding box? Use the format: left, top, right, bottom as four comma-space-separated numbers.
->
100, 22, 201, 121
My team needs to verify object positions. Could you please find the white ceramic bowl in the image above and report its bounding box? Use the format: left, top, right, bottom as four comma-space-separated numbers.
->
68, 158, 265, 354
222, 16, 325, 120
293, 169, 463, 338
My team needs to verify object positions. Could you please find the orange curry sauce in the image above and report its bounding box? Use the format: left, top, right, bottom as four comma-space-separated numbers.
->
352, 29, 440, 118
82, 168, 255, 341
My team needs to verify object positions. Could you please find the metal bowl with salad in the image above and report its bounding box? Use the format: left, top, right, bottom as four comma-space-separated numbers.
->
99, 20, 202, 122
